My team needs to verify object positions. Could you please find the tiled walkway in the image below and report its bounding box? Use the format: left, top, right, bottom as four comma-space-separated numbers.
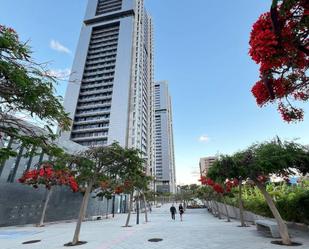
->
1, 204, 308, 249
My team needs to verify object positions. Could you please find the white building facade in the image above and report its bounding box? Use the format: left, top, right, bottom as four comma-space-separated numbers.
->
154, 81, 176, 193
199, 156, 217, 178
62, 0, 155, 174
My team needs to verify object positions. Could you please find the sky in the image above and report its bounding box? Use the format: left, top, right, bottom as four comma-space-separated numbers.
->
1, 0, 309, 185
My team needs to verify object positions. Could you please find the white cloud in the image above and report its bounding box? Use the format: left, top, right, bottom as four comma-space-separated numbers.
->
50, 39, 71, 54
47, 68, 71, 79
199, 135, 210, 142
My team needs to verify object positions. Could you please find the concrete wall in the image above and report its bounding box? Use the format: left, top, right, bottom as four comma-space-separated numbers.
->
210, 201, 309, 231
0, 183, 126, 227
211, 201, 267, 223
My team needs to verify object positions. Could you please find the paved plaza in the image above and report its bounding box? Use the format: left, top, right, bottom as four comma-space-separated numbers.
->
0, 204, 308, 249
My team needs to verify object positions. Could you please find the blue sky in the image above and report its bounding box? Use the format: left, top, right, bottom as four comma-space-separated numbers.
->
1, 0, 309, 184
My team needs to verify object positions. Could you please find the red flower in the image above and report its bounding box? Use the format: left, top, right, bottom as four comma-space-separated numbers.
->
278, 103, 304, 122
225, 186, 231, 193
18, 164, 78, 192
249, 3, 309, 122
39, 168, 45, 177
213, 183, 224, 194
199, 176, 207, 185
232, 178, 239, 186
114, 186, 124, 194
257, 175, 268, 183
205, 178, 215, 186
251, 80, 271, 106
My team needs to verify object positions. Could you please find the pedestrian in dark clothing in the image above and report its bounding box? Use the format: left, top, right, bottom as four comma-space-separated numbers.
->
179, 204, 184, 221
170, 204, 176, 220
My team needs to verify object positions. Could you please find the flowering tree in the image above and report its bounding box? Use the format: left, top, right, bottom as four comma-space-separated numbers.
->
109, 146, 147, 227
201, 176, 234, 222
207, 155, 247, 227
65, 143, 122, 246
18, 162, 78, 226
95, 178, 126, 219
233, 140, 308, 245
249, 0, 308, 122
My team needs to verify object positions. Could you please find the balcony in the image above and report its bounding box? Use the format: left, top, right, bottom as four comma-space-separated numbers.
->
73, 118, 110, 126
71, 126, 109, 134
72, 135, 108, 142
76, 102, 111, 110
83, 69, 115, 77
79, 87, 113, 96
74, 110, 110, 118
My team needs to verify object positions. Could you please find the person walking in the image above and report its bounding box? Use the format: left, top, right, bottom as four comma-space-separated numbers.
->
179, 203, 184, 221
170, 204, 176, 220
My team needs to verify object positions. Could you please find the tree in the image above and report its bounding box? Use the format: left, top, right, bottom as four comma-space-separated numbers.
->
65, 143, 121, 246
134, 173, 152, 224
249, 1, 308, 122
207, 155, 247, 226
0, 25, 71, 163
18, 161, 78, 227
234, 140, 309, 245
200, 176, 233, 221
178, 184, 199, 207
111, 147, 147, 227
95, 179, 114, 219
95, 177, 126, 219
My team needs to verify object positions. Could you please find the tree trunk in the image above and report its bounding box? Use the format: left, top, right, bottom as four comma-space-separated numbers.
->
124, 190, 134, 227
212, 200, 217, 216
221, 194, 231, 222
72, 181, 93, 245
124, 195, 127, 213
142, 193, 148, 223
106, 199, 109, 219
256, 181, 291, 245
120, 195, 123, 213
209, 200, 215, 215
238, 180, 246, 227
112, 195, 115, 218
136, 193, 140, 225
38, 188, 52, 227
214, 200, 222, 219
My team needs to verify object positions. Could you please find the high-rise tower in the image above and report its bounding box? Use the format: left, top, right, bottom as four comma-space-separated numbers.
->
154, 81, 176, 193
62, 0, 155, 172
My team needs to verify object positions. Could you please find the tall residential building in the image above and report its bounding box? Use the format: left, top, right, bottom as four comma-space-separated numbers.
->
62, 0, 155, 172
199, 156, 217, 178
154, 81, 176, 193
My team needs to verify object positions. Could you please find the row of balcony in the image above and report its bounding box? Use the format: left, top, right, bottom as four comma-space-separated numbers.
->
82, 74, 114, 82
73, 117, 110, 125
80, 81, 113, 90
87, 51, 117, 60
84, 61, 116, 71
80, 85, 113, 95
83, 68, 115, 77
90, 36, 118, 46
89, 40, 118, 50
75, 109, 111, 118
86, 56, 116, 65
76, 102, 112, 111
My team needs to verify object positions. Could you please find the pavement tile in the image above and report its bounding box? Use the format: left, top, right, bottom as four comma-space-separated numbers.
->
0, 204, 308, 249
